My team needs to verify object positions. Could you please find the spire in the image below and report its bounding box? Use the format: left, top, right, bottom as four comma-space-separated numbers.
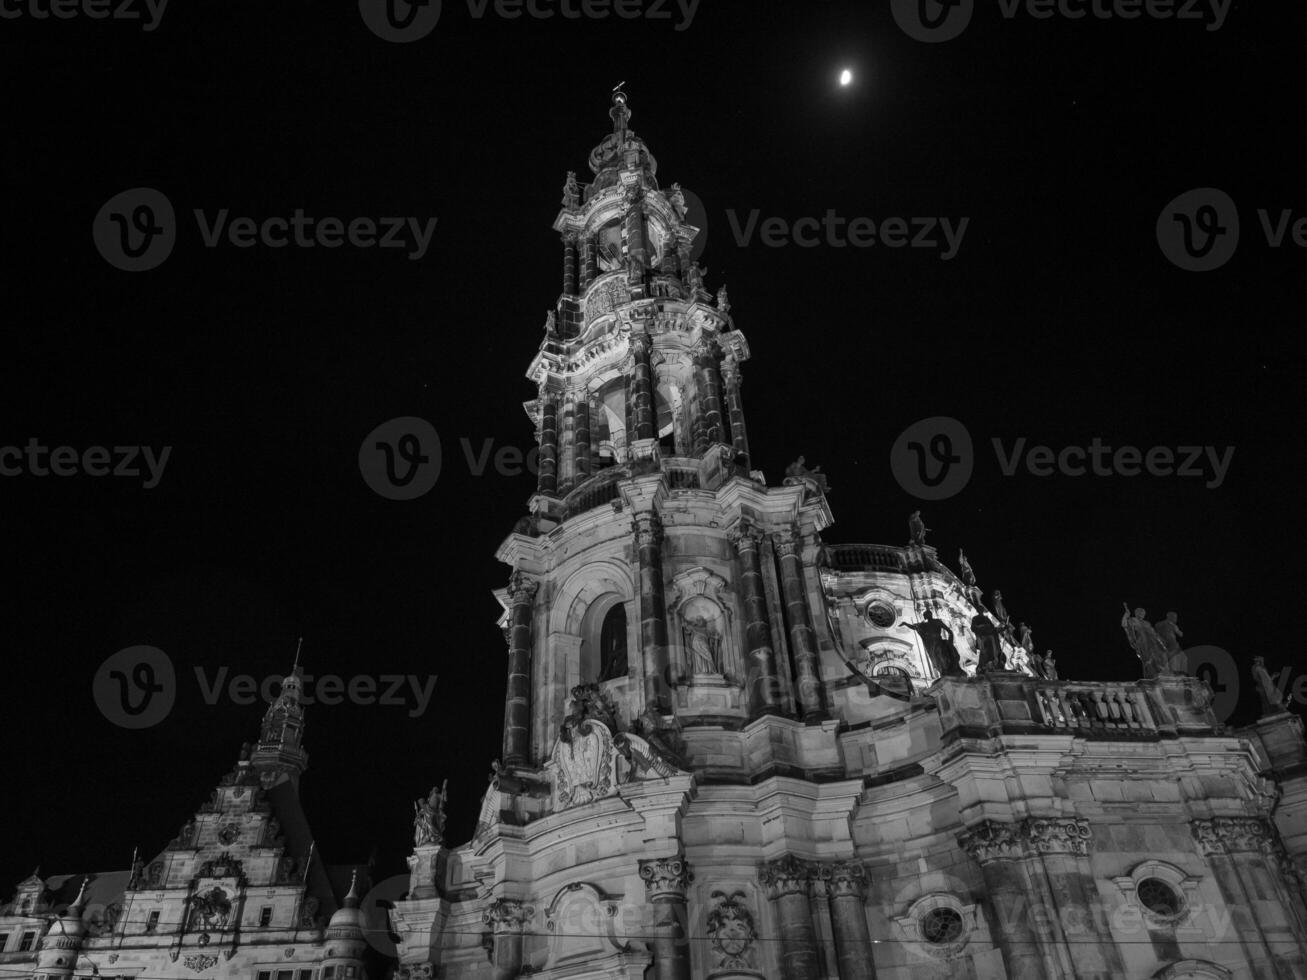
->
344, 869, 361, 908
70, 877, 89, 913
610, 81, 630, 143
250, 638, 311, 787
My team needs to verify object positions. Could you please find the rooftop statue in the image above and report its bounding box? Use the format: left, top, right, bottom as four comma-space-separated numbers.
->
1121, 603, 1171, 678
908, 510, 929, 546
1252, 657, 1289, 717
783, 455, 829, 496
900, 611, 963, 678
972, 614, 1006, 673
413, 780, 448, 847
958, 549, 976, 587
1154, 611, 1185, 674
561, 170, 580, 208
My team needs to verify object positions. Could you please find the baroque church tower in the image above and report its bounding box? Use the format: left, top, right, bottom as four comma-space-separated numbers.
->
390, 90, 1307, 980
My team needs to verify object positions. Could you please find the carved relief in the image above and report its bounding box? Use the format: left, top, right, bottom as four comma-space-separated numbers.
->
484, 898, 535, 932
639, 855, 693, 900
758, 855, 816, 898
705, 890, 757, 972
188, 887, 231, 932
552, 686, 620, 809
959, 818, 1093, 862
183, 955, 218, 972
1191, 817, 1274, 855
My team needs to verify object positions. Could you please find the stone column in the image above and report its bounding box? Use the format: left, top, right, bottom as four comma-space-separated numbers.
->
731, 523, 782, 718
720, 356, 749, 468
694, 343, 725, 452
582, 233, 598, 288
536, 394, 558, 496
562, 233, 577, 296
760, 856, 821, 980
501, 571, 538, 767
574, 394, 591, 482
635, 511, 672, 712
624, 188, 648, 281
774, 527, 827, 723
1193, 817, 1307, 971
958, 821, 1053, 980
820, 861, 876, 980
629, 332, 655, 441
639, 855, 693, 980
558, 392, 577, 496
483, 898, 534, 980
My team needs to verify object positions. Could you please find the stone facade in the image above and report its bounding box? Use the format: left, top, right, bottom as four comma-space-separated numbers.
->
390, 92, 1307, 979
0, 666, 379, 980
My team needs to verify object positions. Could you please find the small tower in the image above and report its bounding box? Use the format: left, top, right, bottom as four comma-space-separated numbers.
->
321, 872, 370, 980
34, 878, 88, 980
251, 643, 310, 789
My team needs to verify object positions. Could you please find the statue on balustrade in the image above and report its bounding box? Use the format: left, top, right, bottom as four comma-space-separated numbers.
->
1121, 604, 1171, 678
717, 284, 730, 313
991, 588, 1010, 625
1018, 622, 1034, 654
900, 612, 963, 678
413, 780, 447, 847
958, 549, 976, 587
561, 171, 580, 208
971, 614, 1006, 672
1153, 610, 1185, 674
668, 182, 688, 220
908, 510, 929, 546
783, 455, 829, 496
1041, 651, 1058, 680
1252, 657, 1289, 717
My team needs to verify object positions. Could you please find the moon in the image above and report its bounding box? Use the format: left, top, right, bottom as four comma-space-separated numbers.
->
839, 69, 853, 87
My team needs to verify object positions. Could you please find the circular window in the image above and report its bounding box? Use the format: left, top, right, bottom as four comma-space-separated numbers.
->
921, 907, 964, 945
865, 601, 897, 628
1137, 878, 1182, 917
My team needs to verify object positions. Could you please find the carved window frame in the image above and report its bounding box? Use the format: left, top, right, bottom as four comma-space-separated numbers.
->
893, 892, 977, 961
1111, 860, 1203, 930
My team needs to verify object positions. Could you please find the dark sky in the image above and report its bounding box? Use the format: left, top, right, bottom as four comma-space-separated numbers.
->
3, 0, 1304, 895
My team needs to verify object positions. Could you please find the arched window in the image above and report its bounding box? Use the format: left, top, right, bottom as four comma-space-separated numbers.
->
598, 604, 628, 682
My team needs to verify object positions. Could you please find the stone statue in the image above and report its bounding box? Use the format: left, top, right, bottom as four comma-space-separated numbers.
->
178, 819, 196, 847
544, 310, 556, 334
1153, 611, 1185, 674
1018, 622, 1034, 653
686, 262, 706, 295
958, 550, 976, 587
1121, 604, 1170, 678
561, 171, 580, 208
783, 456, 829, 495
238, 742, 252, 761
668, 182, 688, 220
991, 589, 1009, 625
1252, 657, 1288, 717
633, 705, 684, 765
683, 615, 721, 675
1042, 651, 1058, 680
561, 683, 619, 740
971, 614, 1006, 673
716, 285, 730, 313
900, 612, 963, 678
413, 780, 447, 848
908, 510, 929, 546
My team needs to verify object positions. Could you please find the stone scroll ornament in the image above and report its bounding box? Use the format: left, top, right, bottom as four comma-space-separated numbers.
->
553, 684, 619, 808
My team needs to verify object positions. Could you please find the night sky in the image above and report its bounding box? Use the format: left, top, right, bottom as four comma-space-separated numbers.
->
3, 0, 1304, 897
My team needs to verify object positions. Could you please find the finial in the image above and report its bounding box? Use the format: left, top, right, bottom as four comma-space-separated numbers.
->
293, 636, 303, 671
609, 82, 631, 141
71, 876, 89, 911
344, 869, 361, 908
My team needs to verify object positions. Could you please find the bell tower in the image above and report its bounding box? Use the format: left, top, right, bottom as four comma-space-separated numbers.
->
495, 86, 837, 781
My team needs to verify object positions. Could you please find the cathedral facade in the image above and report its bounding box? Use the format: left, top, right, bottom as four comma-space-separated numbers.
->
389, 92, 1307, 979
6, 92, 1307, 980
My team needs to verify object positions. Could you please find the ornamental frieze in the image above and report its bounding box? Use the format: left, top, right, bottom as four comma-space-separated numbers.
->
1024, 817, 1093, 856
183, 955, 218, 972
958, 817, 1094, 863
1191, 817, 1273, 855
639, 855, 693, 900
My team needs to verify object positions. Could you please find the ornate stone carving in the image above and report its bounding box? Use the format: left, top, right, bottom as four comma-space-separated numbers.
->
820, 860, 869, 900
959, 818, 1093, 862
758, 855, 817, 898
727, 522, 763, 551
632, 511, 663, 548
507, 570, 539, 604
706, 890, 757, 971
188, 887, 232, 932
553, 688, 618, 809
639, 855, 693, 900
483, 898, 535, 931
1024, 817, 1093, 855
183, 955, 218, 972
414, 780, 448, 847
197, 853, 244, 881
1191, 817, 1274, 855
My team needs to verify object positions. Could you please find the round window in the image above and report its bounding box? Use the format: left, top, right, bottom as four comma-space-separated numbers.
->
1137, 878, 1182, 917
866, 601, 897, 628
921, 907, 964, 945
